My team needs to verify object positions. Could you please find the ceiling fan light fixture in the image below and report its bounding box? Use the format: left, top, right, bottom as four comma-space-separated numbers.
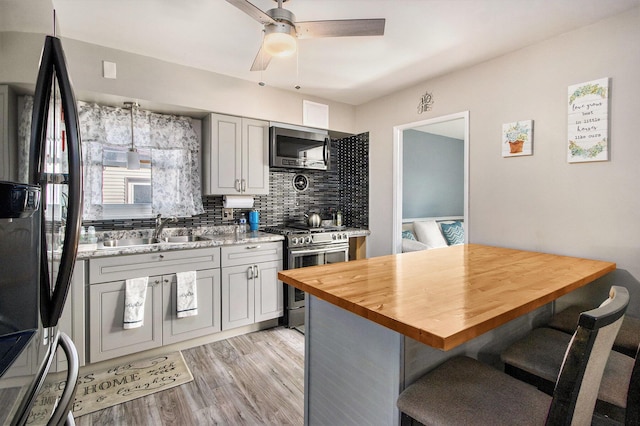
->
263, 23, 297, 57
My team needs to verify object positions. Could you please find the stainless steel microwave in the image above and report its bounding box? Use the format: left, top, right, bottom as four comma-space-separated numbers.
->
270, 125, 330, 170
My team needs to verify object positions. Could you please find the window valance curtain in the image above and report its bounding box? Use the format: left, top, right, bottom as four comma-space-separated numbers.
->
19, 96, 204, 219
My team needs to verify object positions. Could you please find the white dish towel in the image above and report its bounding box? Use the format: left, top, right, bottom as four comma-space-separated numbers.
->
176, 271, 198, 318
123, 277, 149, 329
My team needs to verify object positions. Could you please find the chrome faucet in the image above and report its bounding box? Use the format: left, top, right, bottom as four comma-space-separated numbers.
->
153, 214, 178, 240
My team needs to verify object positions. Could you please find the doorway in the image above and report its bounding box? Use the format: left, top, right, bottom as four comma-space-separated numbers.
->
392, 111, 469, 254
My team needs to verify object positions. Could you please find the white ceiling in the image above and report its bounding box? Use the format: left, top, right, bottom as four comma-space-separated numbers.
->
1, 0, 639, 106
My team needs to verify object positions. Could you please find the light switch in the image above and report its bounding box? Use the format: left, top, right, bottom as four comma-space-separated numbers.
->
102, 61, 117, 79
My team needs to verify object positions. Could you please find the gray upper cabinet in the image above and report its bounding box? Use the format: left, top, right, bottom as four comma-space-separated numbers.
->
202, 113, 269, 195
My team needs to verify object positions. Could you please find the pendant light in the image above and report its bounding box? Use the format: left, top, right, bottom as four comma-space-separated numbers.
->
124, 101, 140, 170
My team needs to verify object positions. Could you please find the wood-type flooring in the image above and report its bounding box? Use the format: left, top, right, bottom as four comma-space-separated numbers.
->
75, 327, 304, 425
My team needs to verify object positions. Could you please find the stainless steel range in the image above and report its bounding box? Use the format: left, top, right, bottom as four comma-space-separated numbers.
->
265, 224, 350, 330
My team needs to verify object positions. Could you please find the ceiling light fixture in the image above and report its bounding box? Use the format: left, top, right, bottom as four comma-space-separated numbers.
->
124, 101, 140, 170
263, 22, 297, 57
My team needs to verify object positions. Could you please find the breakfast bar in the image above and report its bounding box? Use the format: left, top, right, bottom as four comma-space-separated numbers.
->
278, 244, 616, 425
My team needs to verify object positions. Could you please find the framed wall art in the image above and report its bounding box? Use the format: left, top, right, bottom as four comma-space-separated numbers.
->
502, 120, 533, 157
567, 78, 609, 163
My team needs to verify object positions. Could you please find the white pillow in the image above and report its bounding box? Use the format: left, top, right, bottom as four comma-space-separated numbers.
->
402, 238, 430, 253
413, 220, 448, 249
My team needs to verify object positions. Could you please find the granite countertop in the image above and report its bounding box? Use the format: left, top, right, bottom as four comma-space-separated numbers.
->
76, 229, 284, 260
340, 228, 370, 237
75, 226, 370, 260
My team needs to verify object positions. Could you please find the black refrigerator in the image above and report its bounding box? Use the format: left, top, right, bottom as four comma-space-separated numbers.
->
0, 35, 82, 425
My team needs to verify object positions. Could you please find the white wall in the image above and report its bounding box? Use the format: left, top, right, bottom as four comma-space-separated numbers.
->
357, 8, 640, 312
0, 31, 357, 133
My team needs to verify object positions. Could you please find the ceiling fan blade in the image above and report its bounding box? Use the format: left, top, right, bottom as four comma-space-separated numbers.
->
226, 0, 276, 25
296, 18, 385, 39
250, 45, 272, 71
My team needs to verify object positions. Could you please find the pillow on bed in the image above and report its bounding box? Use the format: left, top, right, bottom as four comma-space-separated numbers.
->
402, 238, 430, 253
413, 220, 448, 249
402, 230, 417, 241
440, 221, 464, 245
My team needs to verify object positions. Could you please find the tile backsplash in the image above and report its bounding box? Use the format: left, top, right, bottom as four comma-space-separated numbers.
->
84, 133, 369, 232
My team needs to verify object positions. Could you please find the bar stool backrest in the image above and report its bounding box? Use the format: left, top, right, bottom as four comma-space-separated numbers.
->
546, 286, 629, 425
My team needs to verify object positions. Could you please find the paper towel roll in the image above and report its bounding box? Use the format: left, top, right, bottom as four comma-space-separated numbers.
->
223, 195, 254, 208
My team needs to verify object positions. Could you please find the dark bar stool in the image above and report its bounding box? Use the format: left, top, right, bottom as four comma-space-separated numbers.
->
397, 286, 629, 426
501, 328, 639, 424
547, 304, 640, 357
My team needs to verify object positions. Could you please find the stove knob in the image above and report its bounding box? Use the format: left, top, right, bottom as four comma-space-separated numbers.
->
306, 236, 312, 244
342, 233, 348, 240
332, 234, 337, 240
292, 237, 298, 245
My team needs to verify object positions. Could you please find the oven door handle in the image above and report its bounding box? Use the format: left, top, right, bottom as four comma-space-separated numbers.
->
290, 246, 349, 256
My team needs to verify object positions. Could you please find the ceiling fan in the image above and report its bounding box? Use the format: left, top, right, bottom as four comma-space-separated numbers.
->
226, 0, 385, 71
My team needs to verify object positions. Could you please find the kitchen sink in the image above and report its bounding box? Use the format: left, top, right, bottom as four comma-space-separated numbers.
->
100, 238, 161, 248
163, 235, 207, 243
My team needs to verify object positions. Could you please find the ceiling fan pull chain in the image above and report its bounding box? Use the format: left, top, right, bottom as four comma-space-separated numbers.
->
295, 47, 300, 90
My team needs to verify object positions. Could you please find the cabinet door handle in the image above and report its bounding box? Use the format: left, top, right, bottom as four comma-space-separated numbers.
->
245, 245, 261, 250
158, 254, 164, 260
235, 179, 241, 192
247, 266, 254, 279
241, 179, 246, 192
153, 279, 161, 286
253, 265, 258, 278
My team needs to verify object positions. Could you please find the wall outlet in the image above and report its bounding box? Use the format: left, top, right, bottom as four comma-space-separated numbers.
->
223, 208, 234, 220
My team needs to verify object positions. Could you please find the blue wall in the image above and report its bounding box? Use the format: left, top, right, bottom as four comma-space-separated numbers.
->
402, 130, 463, 219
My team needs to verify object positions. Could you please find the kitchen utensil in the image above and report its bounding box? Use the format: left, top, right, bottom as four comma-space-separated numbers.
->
305, 213, 321, 227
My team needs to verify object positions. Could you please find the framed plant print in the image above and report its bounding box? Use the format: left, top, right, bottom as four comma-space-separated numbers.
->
502, 120, 533, 157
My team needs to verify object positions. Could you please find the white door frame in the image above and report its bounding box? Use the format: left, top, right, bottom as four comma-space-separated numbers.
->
392, 111, 470, 254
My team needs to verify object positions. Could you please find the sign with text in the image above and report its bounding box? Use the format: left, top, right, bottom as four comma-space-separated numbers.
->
567, 78, 609, 163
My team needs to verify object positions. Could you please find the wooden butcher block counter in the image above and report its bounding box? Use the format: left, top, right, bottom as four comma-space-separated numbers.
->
278, 243, 616, 350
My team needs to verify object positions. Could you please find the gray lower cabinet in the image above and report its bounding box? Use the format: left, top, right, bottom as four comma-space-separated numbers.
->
221, 242, 283, 331
254, 261, 283, 322
162, 268, 221, 345
221, 264, 256, 329
88, 247, 221, 363
88, 276, 163, 363
56, 260, 86, 370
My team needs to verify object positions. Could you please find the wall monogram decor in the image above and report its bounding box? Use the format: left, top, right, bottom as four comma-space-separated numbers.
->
417, 91, 434, 114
